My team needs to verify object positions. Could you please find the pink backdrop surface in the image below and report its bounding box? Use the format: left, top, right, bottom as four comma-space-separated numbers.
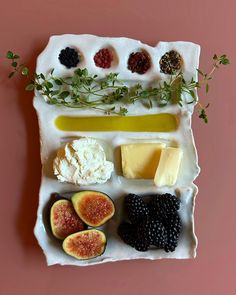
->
0, 0, 235, 294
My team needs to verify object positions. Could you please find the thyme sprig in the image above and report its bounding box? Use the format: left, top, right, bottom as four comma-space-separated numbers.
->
6, 51, 229, 122
195, 54, 230, 122
7, 51, 29, 78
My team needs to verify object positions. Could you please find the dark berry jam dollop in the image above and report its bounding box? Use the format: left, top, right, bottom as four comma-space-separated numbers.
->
94, 48, 113, 68
58, 47, 80, 69
159, 50, 182, 74
127, 51, 151, 74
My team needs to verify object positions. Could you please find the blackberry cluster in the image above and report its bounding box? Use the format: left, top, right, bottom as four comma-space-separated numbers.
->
58, 47, 80, 69
159, 50, 182, 75
118, 193, 182, 252
127, 51, 151, 74
94, 48, 113, 68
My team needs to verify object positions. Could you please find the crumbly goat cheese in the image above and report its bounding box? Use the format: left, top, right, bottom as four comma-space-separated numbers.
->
53, 138, 114, 185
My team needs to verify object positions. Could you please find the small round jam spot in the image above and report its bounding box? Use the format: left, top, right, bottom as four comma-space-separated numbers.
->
159, 50, 183, 75
94, 48, 113, 69
58, 47, 80, 69
127, 51, 151, 74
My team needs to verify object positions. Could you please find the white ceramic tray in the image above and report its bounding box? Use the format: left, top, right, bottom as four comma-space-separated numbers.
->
33, 35, 200, 266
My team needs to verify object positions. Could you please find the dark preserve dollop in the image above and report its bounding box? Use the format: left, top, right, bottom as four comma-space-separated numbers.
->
58, 47, 80, 69
127, 51, 151, 74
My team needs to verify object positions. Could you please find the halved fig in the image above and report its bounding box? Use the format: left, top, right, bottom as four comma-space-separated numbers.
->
62, 229, 106, 260
72, 191, 115, 227
50, 199, 86, 240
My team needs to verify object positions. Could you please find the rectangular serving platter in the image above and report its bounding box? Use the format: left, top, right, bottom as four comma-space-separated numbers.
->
33, 34, 200, 266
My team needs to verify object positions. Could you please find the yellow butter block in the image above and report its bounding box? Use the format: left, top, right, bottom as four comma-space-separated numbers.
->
154, 147, 183, 187
121, 143, 166, 179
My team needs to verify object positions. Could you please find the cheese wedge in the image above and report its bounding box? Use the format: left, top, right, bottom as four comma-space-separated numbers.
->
154, 147, 183, 187
121, 143, 166, 179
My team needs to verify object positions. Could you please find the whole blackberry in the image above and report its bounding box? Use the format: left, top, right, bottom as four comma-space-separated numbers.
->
161, 213, 182, 252
137, 217, 167, 248
133, 238, 150, 252
149, 193, 180, 218
159, 50, 182, 74
125, 194, 149, 224
118, 222, 150, 251
127, 51, 151, 74
118, 222, 137, 247
58, 47, 80, 68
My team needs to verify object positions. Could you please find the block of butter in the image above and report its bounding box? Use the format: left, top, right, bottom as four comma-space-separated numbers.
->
154, 147, 183, 187
121, 143, 166, 179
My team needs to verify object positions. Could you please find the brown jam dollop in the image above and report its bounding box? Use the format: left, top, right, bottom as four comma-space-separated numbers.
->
127, 51, 151, 74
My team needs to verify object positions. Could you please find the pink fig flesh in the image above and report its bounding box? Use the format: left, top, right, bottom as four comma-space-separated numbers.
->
62, 229, 106, 260
50, 199, 86, 240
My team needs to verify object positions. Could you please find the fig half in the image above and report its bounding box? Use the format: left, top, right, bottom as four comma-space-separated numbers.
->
62, 229, 106, 260
50, 199, 86, 240
72, 191, 115, 227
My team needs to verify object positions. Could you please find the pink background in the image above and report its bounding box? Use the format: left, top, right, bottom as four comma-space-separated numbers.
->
0, 0, 235, 294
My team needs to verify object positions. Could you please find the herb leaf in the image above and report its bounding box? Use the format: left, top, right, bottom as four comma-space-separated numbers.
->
6, 51, 14, 59
8, 72, 15, 78
25, 83, 35, 91
21, 67, 29, 76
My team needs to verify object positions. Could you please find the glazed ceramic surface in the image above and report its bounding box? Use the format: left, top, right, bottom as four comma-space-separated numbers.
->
33, 35, 200, 266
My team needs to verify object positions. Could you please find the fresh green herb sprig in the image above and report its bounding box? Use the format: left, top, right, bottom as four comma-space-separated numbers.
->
6, 51, 230, 122
196, 54, 230, 122
7, 51, 29, 78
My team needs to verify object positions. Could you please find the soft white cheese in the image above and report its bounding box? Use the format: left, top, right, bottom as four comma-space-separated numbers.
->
53, 138, 114, 185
